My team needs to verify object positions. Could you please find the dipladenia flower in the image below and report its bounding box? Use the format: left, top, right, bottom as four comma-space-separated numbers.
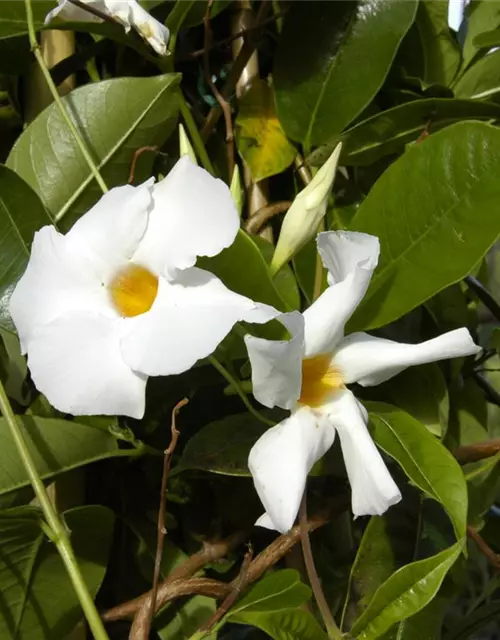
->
45, 0, 170, 56
245, 231, 480, 533
10, 157, 276, 419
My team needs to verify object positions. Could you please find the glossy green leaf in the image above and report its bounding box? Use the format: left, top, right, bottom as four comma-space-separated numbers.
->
235, 80, 296, 182
375, 364, 449, 437
349, 122, 500, 331
0, 505, 114, 639
174, 413, 269, 476
463, 0, 500, 69
227, 570, 311, 616
157, 596, 217, 640
473, 27, 500, 49
381, 595, 448, 640
350, 539, 464, 640
230, 609, 328, 640
413, 1, 461, 87
0, 1, 52, 39
367, 402, 468, 539
199, 230, 293, 333
309, 99, 500, 167
454, 50, 500, 100
0, 165, 52, 332
0, 329, 28, 405
7, 74, 180, 230
0, 415, 120, 496
274, 0, 417, 147
251, 235, 300, 312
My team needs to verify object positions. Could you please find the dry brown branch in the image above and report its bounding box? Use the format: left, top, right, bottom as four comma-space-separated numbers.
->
130, 399, 188, 640
128, 146, 158, 184
203, 0, 234, 179
453, 438, 500, 464
244, 201, 292, 234
198, 546, 254, 633
467, 525, 500, 572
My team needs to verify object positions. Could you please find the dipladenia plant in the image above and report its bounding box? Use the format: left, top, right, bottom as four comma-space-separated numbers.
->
1, 1, 499, 639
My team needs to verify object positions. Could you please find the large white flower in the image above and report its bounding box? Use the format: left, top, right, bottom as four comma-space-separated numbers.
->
245, 231, 481, 533
45, 0, 170, 56
10, 157, 276, 419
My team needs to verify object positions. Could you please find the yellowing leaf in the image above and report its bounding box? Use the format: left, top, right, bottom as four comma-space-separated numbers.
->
235, 80, 295, 182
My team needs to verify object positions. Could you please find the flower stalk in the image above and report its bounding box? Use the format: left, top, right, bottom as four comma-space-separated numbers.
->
0, 380, 111, 640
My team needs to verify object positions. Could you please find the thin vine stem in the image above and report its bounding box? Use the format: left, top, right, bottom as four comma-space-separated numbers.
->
178, 94, 216, 175
208, 355, 274, 426
25, 0, 108, 195
0, 381, 111, 640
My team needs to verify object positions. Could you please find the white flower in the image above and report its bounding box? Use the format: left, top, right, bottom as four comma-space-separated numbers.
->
45, 0, 170, 56
245, 231, 481, 533
10, 157, 276, 419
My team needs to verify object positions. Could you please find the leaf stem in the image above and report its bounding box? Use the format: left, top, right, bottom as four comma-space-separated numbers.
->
0, 381, 110, 640
25, 0, 108, 195
178, 94, 215, 175
208, 355, 274, 426
299, 491, 343, 640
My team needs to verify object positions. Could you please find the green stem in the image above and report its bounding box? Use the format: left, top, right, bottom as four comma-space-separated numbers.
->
178, 94, 216, 175
0, 382, 110, 640
208, 355, 274, 426
25, 0, 108, 195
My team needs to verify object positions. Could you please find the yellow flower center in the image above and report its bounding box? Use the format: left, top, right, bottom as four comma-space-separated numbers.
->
109, 264, 159, 318
298, 354, 344, 407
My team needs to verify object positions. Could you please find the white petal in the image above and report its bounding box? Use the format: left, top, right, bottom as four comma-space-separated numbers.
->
244, 311, 304, 411
255, 512, 277, 531
302, 231, 380, 356
335, 328, 481, 387
66, 181, 153, 283
133, 157, 239, 279
26, 313, 146, 418
45, 0, 105, 23
324, 389, 401, 516
9, 226, 110, 352
121, 267, 275, 376
248, 407, 335, 533
124, 0, 170, 55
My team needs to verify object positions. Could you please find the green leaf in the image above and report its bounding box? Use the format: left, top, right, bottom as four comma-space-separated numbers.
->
230, 609, 328, 640
380, 595, 449, 640
199, 230, 293, 334
273, 0, 418, 147
350, 539, 464, 640
0, 415, 120, 496
0, 1, 52, 39
309, 99, 500, 167
454, 50, 500, 100
0, 329, 28, 405
374, 364, 449, 438
412, 1, 461, 87
175, 413, 269, 476
367, 402, 468, 539
348, 122, 500, 331
235, 80, 296, 182
463, 0, 500, 69
6, 74, 180, 230
251, 235, 300, 312
157, 596, 217, 640
0, 504, 114, 639
0, 165, 52, 332
227, 570, 311, 616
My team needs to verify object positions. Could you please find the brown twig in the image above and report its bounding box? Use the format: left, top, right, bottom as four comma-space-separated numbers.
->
198, 545, 254, 633
299, 492, 342, 640
203, 0, 234, 179
454, 438, 500, 464
244, 201, 292, 234
128, 146, 158, 184
201, 1, 271, 143
467, 525, 500, 572
67, 0, 117, 23
102, 499, 347, 624
131, 398, 188, 640
180, 11, 287, 60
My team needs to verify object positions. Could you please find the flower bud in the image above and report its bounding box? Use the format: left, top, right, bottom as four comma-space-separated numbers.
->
179, 124, 197, 165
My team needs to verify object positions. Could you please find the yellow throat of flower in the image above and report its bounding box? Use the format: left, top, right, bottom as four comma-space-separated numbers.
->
299, 354, 344, 407
109, 264, 159, 317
